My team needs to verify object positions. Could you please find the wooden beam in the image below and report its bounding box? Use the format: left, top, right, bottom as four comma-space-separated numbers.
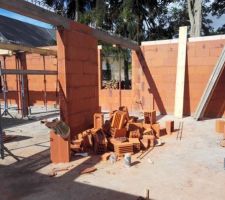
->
0, 0, 140, 51
92, 29, 140, 51
0, 69, 58, 75
0, 0, 69, 28
174, 26, 188, 118
194, 46, 225, 120
0, 42, 57, 56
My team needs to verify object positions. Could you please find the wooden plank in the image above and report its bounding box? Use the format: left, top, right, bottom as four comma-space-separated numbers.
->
0, 0, 69, 28
0, 69, 57, 75
0, 49, 12, 56
194, 46, 225, 120
0, 42, 57, 56
0, 0, 140, 51
174, 26, 188, 118
92, 29, 140, 51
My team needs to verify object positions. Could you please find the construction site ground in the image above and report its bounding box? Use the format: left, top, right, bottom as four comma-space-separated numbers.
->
1, 111, 225, 200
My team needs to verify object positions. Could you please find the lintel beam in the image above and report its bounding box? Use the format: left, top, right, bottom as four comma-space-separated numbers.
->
0, 0, 69, 28
0, 69, 58, 75
92, 29, 140, 51
0, 42, 57, 56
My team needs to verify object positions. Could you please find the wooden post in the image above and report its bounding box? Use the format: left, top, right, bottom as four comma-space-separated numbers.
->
174, 26, 188, 118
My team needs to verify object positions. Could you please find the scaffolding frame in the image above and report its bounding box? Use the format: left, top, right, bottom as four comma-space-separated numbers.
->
0, 44, 58, 160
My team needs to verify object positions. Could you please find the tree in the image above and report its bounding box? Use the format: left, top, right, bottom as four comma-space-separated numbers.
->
211, 0, 225, 34
211, 0, 225, 16
187, 0, 202, 37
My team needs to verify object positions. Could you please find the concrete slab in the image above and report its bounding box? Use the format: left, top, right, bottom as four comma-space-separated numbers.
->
0, 115, 225, 200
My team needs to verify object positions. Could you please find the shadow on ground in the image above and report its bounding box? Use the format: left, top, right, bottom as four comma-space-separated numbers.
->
0, 149, 153, 200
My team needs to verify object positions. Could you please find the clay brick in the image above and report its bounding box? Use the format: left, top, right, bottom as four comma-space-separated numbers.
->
151, 123, 160, 137
144, 110, 156, 124
94, 113, 104, 129
110, 127, 127, 138
50, 130, 70, 163
114, 142, 134, 157
165, 120, 174, 135
215, 120, 225, 133
129, 138, 141, 152
143, 135, 155, 147
111, 111, 127, 129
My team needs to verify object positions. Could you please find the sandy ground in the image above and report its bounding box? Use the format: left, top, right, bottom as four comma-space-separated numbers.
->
1, 114, 225, 200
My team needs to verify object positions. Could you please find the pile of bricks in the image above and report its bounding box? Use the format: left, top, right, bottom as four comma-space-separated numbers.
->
71, 106, 166, 157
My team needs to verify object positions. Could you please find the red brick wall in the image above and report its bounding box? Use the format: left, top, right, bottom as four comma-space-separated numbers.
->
0, 51, 58, 107
57, 22, 99, 137
99, 36, 225, 118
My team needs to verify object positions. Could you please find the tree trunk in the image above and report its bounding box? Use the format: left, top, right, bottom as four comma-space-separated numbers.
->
75, 0, 79, 21
188, 0, 202, 37
124, 59, 129, 89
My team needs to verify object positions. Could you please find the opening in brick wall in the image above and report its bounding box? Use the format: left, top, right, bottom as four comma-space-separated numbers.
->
101, 47, 132, 90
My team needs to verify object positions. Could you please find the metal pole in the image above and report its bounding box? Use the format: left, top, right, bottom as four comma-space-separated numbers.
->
0, 104, 4, 159
42, 55, 47, 112
119, 51, 122, 107
1, 57, 13, 118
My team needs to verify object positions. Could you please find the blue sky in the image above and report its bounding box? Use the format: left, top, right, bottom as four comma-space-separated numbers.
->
0, 7, 224, 31
0, 8, 52, 29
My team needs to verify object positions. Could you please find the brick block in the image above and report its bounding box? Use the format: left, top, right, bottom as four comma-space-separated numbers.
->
144, 110, 156, 124
129, 138, 141, 152
215, 120, 225, 133
94, 113, 104, 129
50, 130, 70, 163
110, 127, 127, 138
165, 120, 174, 135
111, 111, 127, 129
151, 123, 160, 137
114, 142, 134, 157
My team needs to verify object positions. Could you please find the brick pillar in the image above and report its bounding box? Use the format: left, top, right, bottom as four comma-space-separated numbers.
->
57, 22, 99, 139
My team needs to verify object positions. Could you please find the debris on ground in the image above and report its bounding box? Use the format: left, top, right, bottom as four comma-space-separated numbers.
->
80, 167, 97, 174
48, 165, 74, 177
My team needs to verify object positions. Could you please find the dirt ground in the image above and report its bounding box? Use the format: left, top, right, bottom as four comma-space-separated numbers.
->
1, 113, 225, 200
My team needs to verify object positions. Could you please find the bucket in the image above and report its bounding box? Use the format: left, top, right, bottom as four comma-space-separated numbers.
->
124, 153, 131, 167
109, 153, 117, 164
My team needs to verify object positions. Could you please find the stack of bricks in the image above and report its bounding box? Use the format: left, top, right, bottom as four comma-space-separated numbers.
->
113, 142, 134, 157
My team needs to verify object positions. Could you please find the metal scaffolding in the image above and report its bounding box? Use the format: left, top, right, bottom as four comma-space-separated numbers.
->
0, 43, 58, 161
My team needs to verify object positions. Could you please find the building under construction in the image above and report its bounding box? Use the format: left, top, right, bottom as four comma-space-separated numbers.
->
0, 1, 225, 200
